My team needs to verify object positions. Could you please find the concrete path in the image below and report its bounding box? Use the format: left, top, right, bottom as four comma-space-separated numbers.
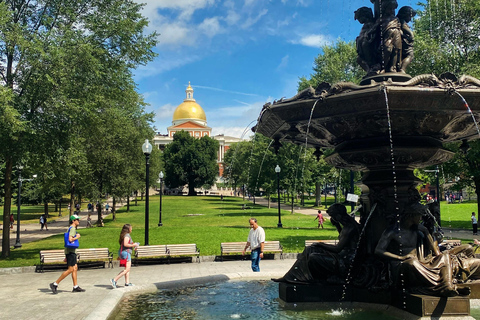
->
0, 258, 295, 320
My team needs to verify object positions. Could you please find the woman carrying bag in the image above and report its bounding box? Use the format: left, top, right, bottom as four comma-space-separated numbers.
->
110, 224, 139, 288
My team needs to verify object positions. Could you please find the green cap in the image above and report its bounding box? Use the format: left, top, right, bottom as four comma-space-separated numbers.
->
69, 214, 80, 222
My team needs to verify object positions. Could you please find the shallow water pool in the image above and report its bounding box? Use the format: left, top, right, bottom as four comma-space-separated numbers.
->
111, 280, 414, 319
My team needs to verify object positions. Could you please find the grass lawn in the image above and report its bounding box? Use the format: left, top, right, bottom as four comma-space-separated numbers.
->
0, 196, 477, 269
439, 201, 478, 229
0, 196, 339, 268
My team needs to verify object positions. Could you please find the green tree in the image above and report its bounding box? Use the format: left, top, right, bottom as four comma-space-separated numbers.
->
411, 0, 480, 77
1, 0, 157, 257
298, 40, 364, 91
163, 131, 219, 196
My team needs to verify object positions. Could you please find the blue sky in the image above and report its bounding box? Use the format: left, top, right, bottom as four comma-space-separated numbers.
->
133, 0, 420, 138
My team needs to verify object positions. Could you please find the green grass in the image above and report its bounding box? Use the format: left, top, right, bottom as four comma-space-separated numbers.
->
0, 196, 339, 268
439, 201, 478, 229
0, 196, 477, 269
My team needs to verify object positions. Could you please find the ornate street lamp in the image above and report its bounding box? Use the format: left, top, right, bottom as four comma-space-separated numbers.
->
158, 171, 164, 227
275, 165, 282, 228
142, 139, 152, 245
14, 166, 37, 249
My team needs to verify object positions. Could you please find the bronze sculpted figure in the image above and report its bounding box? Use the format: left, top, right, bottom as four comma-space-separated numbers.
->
375, 203, 475, 297
356, 0, 416, 75
273, 204, 361, 284
397, 6, 416, 73
355, 7, 379, 76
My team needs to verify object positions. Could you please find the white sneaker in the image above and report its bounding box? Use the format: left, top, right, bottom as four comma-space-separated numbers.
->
110, 279, 117, 289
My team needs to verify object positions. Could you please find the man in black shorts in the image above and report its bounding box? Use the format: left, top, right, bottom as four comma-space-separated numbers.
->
49, 215, 86, 293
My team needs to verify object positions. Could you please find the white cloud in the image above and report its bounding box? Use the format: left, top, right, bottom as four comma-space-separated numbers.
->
212, 126, 253, 139
242, 9, 268, 29
199, 17, 224, 38
291, 34, 331, 48
134, 53, 201, 80
277, 55, 289, 70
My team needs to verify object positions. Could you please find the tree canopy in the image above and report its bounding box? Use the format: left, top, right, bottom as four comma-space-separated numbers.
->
1, 0, 157, 257
163, 131, 219, 196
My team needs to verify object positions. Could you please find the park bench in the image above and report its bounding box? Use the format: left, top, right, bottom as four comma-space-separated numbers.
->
167, 244, 200, 263
37, 249, 72, 273
134, 244, 200, 265
76, 248, 113, 269
220, 241, 283, 261
37, 248, 113, 272
305, 239, 338, 248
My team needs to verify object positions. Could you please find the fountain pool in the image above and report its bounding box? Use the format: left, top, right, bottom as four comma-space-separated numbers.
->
108, 280, 480, 319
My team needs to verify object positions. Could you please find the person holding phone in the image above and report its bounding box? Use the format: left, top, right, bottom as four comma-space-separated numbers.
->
110, 224, 139, 288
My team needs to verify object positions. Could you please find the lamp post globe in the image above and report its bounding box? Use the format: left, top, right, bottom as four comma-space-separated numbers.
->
158, 171, 164, 226
142, 139, 152, 245
275, 165, 282, 228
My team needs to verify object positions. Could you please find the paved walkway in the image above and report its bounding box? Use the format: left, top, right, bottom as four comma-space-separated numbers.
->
0, 258, 295, 320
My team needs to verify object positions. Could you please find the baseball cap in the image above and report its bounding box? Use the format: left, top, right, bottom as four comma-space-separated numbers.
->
69, 215, 80, 222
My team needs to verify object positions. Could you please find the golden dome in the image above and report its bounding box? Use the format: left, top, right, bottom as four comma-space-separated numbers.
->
172, 82, 207, 122
173, 100, 206, 121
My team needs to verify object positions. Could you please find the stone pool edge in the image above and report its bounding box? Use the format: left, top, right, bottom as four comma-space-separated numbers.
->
85, 271, 286, 320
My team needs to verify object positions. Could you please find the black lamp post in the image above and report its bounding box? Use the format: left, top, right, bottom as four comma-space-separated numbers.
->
142, 139, 152, 245
275, 165, 282, 228
14, 166, 37, 249
158, 171, 164, 227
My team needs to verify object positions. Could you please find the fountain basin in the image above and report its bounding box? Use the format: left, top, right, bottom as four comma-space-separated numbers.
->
257, 76, 480, 170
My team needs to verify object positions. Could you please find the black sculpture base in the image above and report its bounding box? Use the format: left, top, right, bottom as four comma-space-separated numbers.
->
278, 282, 473, 318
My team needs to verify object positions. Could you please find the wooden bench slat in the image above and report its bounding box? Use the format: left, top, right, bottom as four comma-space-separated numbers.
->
134, 244, 200, 264
220, 241, 283, 261
38, 248, 113, 273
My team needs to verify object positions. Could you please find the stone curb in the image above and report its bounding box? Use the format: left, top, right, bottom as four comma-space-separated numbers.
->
86, 271, 288, 320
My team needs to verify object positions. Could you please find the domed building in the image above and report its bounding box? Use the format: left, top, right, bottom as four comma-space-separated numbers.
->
153, 82, 243, 178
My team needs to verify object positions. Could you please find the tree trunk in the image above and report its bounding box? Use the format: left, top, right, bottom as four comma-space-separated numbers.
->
44, 201, 49, 218
315, 181, 321, 206
127, 195, 130, 212
188, 183, 195, 196
97, 202, 103, 227
112, 197, 116, 221
135, 192, 138, 206
1, 157, 13, 258
70, 179, 75, 215
268, 195, 270, 209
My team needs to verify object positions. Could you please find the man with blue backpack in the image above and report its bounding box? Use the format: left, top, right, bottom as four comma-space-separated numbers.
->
49, 215, 86, 294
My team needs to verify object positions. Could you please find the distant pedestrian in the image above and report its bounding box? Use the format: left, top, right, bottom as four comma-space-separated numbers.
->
242, 218, 265, 272
9, 214, 14, 229
43, 214, 49, 231
105, 203, 109, 213
87, 203, 92, 212
39, 214, 45, 230
49, 215, 85, 294
472, 212, 478, 236
86, 214, 92, 228
110, 224, 139, 288
314, 210, 324, 229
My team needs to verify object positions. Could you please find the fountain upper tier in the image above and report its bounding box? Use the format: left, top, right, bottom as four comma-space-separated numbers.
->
256, 74, 480, 171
